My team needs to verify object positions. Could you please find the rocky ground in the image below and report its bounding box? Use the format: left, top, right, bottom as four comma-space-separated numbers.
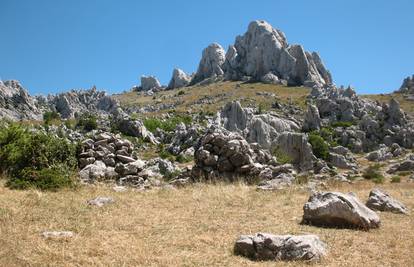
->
1, 20, 414, 265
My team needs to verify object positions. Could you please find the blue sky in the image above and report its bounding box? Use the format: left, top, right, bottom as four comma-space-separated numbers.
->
0, 0, 413, 95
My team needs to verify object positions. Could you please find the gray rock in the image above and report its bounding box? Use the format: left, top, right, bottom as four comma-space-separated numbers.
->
167, 68, 191, 89
303, 104, 321, 131
87, 196, 114, 207
0, 80, 42, 121
366, 189, 409, 214
192, 43, 226, 84
260, 73, 280, 84
328, 152, 357, 170
224, 20, 331, 87
219, 101, 298, 149
48, 86, 118, 119
303, 191, 381, 230
116, 155, 136, 163
234, 233, 327, 261
273, 132, 316, 171
79, 161, 107, 182
256, 173, 295, 191
140, 75, 161, 91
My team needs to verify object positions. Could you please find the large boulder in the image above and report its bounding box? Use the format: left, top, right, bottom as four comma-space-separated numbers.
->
272, 132, 316, 171
167, 68, 191, 89
302, 191, 381, 230
366, 189, 409, 214
234, 233, 327, 261
191, 43, 226, 84
223, 20, 332, 87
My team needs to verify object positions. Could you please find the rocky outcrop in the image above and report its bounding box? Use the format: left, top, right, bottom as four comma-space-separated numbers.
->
272, 132, 316, 171
366, 189, 409, 214
140, 75, 162, 91
48, 86, 119, 119
218, 101, 299, 149
223, 20, 332, 87
303, 191, 381, 230
191, 43, 226, 84
397, 75, 414, 94
234, 233, 327, 261
0, 80, 42, 121
167, 68, 191, 89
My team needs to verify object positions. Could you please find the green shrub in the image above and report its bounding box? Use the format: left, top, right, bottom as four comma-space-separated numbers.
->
176, 154, 192, 163
308, 133, 330, 160
0, 123, 77, 190
363, 164, 384, 184
331, 121, 354, 128
159, 149, 175, 161
391, 176, 401, 183
272, 148, 293, 164
43, 111, 61, 125
76, 113, 98, 131
177, 90, 185, 96
144, 114, 192, 133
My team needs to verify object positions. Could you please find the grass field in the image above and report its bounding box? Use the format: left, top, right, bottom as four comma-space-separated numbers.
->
113, 81, 310, 117
1, 179, 413, 266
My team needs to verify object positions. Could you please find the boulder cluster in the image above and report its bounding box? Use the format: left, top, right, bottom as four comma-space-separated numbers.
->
78, 131, 178, 188
192, 127, 275, 181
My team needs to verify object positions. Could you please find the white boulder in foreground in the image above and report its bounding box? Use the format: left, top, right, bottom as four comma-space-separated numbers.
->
234, 233, 326, 261
303, 191, 380, 230
366, 189, 409, 214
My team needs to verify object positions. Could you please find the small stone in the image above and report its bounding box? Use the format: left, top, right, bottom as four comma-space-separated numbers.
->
87, 196, 114, 207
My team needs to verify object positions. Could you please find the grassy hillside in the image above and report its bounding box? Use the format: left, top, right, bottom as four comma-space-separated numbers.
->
114, 82, 414, 119
113, 82, 310, 117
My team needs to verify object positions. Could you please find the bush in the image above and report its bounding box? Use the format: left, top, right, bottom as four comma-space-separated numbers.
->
43, 111, 61, 125
0, 123, 77, 190
176, 154, 192, 163
76, 113, 98, 131
272, 147, 293, 164
363, 164, 384, 184
308, 133, 330, 160
391, 176, 401, 183
331, 121, 354, 128
144, 114, 192, 133
177, 90, 185, 96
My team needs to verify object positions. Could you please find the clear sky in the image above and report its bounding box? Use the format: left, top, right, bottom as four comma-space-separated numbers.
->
0, 0, 413, 95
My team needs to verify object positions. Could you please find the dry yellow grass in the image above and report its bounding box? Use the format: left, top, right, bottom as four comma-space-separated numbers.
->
1, 180, 413, 266
113, 81, 310, 117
